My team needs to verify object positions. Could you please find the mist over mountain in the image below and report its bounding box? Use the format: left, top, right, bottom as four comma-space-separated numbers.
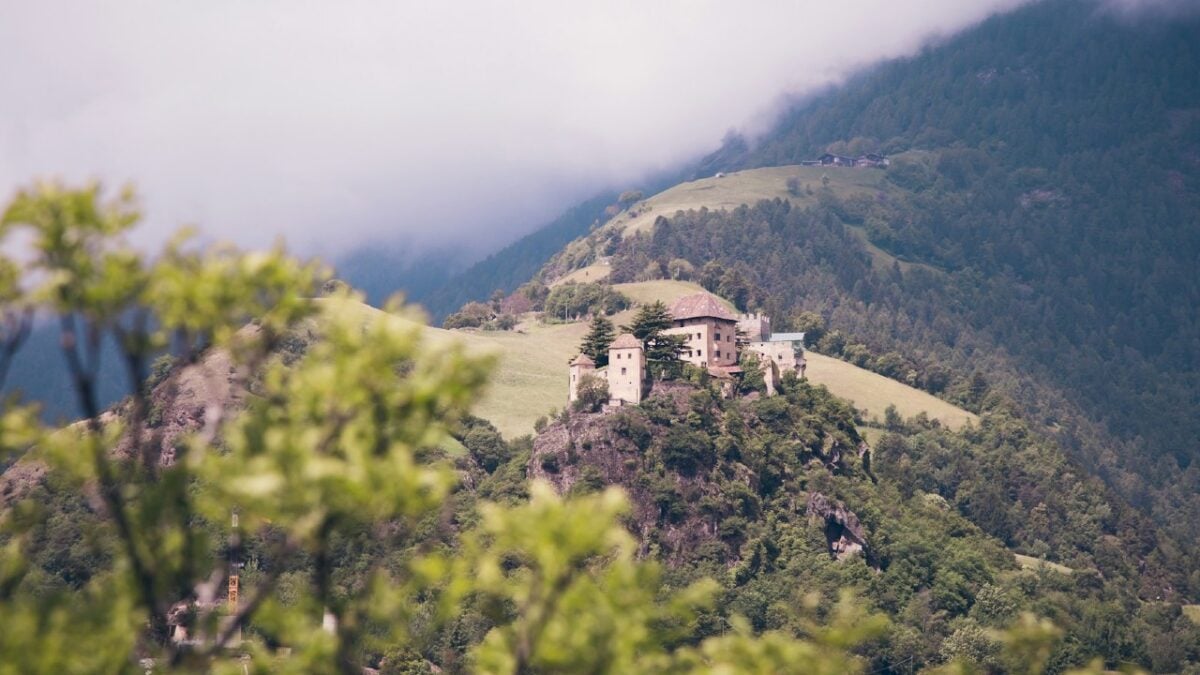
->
0, 0, 1026, 262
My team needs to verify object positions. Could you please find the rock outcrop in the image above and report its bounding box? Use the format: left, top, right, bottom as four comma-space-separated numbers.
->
528, 382, 750, 564
805, 492, 869, 562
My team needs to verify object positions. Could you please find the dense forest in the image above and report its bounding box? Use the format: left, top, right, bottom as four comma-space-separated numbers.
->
15, 353, 1198, 671
525, 376, 1200, 672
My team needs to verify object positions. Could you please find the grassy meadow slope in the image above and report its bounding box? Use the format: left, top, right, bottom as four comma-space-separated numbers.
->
395, 280, 974, 439
805, 350, 976, 430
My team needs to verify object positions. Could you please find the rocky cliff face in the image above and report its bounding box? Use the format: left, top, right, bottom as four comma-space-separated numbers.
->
529, 384, 735, 563
528, 379, 871, 566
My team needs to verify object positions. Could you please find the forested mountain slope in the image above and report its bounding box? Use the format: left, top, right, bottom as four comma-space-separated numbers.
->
486, 0, 1200, 602
521, 375, 1198, 672
736, 0, 1200, 576
720, 0, 1200, 473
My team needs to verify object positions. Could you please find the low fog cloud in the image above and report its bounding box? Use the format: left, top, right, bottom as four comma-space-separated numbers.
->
1, 0, 1030, 258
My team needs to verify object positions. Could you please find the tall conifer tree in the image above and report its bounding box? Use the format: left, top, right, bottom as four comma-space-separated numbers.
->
623, 301, 685, 377
580, 314, 615, 367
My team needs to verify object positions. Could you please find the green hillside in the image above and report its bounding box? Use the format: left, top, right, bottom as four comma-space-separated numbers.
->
804, 350, 976, 430
513, 0, 1200, 607
413, 280, 975, 439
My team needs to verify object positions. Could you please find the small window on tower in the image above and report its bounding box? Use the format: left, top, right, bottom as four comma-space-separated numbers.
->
621, 367, 627, 375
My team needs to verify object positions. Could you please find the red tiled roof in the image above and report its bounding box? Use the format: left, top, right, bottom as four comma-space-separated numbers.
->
609, 333, 642, 349
668, 292, 737, 322
570, 353, 595, 366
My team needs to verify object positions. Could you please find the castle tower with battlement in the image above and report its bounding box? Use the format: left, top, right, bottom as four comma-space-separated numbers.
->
736, 312, 772, 343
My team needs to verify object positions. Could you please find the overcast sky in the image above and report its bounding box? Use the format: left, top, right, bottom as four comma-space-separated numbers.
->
0, 1, 1034, 258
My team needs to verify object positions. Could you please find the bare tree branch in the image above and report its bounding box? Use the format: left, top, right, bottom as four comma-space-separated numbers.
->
0, 306, 32, 389
60, 312, 169, 644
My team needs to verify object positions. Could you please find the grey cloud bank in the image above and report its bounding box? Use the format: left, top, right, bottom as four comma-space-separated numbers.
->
0, 0, 1033, 258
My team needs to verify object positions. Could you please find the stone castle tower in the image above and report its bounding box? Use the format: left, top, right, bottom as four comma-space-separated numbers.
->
568, 353, 596, 403
606, 333, 645, 405
567, 333, 646, 406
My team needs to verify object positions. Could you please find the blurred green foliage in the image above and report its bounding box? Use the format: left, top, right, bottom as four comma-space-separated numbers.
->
0, 181, 911, 673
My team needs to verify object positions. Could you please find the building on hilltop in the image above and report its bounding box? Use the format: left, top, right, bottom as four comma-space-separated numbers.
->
607, 333, 646, 404
568, 292, 809, 405
856, 153, 890, 168
663, 292, 740, 374
568, 334, 646, 406
568, 353, 596, 404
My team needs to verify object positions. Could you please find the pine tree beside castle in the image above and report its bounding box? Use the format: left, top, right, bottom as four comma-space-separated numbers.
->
580, 314, 615, 367
623, 301, 685, 378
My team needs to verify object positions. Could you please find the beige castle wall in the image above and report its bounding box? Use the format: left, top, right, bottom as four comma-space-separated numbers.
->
748, 341, 806, 376
665, 317, 737, 370
763, 358, 781, 396
569, 343, 646, 407
568, 362, 596, 402
608, 347, 644, 404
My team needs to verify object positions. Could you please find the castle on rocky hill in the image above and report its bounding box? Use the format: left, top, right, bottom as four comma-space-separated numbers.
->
569, 292, 807, 406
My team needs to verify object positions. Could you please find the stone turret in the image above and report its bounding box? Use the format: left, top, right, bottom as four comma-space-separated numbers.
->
736, 312, 772, 343
568, 353, 596, 403
607, 333, 645, 405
